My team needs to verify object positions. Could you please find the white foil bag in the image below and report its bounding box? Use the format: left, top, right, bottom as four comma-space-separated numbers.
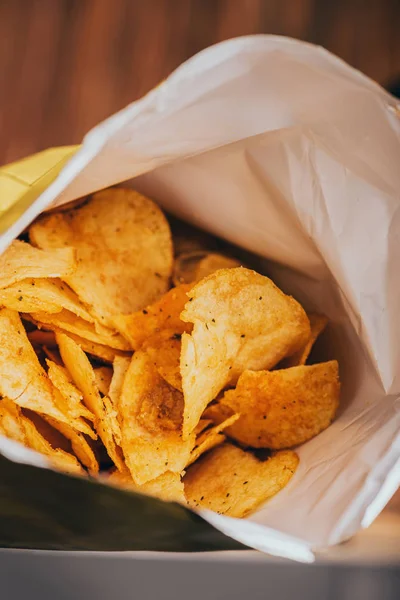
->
0, 36, 399, 562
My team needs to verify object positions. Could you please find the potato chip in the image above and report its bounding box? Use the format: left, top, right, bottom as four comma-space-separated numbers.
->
194, 419, 213, 436
0, 309, 73, 424
114, 284, 192, 350
0, 240, 76, 289
187, 414, 240, 467
119, 350, 193, 485
282, 314, 328, 368
56, 332, 126, 472
0, 398, 83, 475
94, 367, 113, 397
172, 252, 242, 286
170, 218, 219, 256
184, 443, 299, 517
108, 469, 185, 504
109, 356, 131, 408
45, 359, 96, 434
180, 268, 310, 438
30, 310, 131, 350
45, 416, 99, 474
29, 188, 173, 324
215, 361, 340, 449
27, 329, 57, 348
63, 333, 130, 364
42, 345, 62, 365
0, 278, 94, 322
143, 330, 182, 391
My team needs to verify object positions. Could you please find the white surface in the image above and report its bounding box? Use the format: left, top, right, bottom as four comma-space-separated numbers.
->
0, 35, 399, 561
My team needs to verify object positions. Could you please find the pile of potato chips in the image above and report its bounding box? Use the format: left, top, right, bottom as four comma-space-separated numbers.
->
0, 188, 340, 518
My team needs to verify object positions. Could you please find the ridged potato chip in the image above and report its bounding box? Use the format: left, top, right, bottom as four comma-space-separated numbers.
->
119, 350, 193, 485
282, 314, 328, 368
29, 188, 173, 324
184, 443, 299, 517
114, 284, 192, 350
0, 399, 83, 475
56, 332, 126, 472
0, 278, 94, 321
45, 416, 99, 474
0, 240, 76, 289
108, 469, 185, 504
213, 361, 340, 449
143, 330, 182, 392
187, 414, 240, 467
180, 268, 310, 438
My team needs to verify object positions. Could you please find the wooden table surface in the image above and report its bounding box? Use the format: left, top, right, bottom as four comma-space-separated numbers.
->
0, 0, 399, 166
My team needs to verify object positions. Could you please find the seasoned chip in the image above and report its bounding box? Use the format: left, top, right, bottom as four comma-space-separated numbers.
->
143, 330, 182, 391
187, 414, 240, 467
109, 356, 131, 408
282, 314, 328, 368
173, 251, 241, 286
64, 333, 130, 364
195, 253, 242, 282
0, 399, 83, 475
56, 332, 126, 471
184, 443, 299, 517
0, 278, 94, 322
180, 268, 310, 438
0, 309, 73, 424
29, 310, 131, 350
45, 359, 96, 435
94, 367, 113, 397
0, 240, 76, 289
108, 469, 185, 503
29, 188, 173, 324
215, 361, 340, 449
114, 284, 192, 350
119, 350, 193, 485
45, 416, 99, 474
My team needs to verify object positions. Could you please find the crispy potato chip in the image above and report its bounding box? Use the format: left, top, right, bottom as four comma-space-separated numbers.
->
108, 469, 185, 503
0, 240, 76, 289
119, 350, 193, 485
180, 268, 310, 438
0, 309, 75, 425
63, 333, 130, 364
94, 367, 113, 397
0, 399, 83, 475
184, 443, 298, 517
29, 310, 131, 351
143, 330, 182, 391
42, 345, 62, 365
0, 278, 94, 322
187, 414, 240, 467
194, 419, 213, 436
114, 284, 192, 350
45, 416, 99, 474
29, 188, 173, 324
56, 332, 126, 471
109, 356, 131, 408
170, 218, 219, 256
45, 359, 96, 435
215, 361, 340, 449
27, 329, 57, 347
172, 252, 242, 286
282, 314, 328, 368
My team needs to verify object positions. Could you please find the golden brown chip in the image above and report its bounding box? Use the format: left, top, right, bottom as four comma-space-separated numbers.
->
0, 278, 94, 322
108, 469, 185, 503
45, 416, 99, 474
194, 419, 213, 436
42, 345, 62, 365
119, 350, 193, 485
29, 188, 173, 324
282, 314, 328, 368
195, 253, 242, 282
187, 414, 240, 467
143, 330, 182, 391
56, 332, 126, 472
180, 268, 310, 438
29, 310, 131, 351
172, 252, 242, 287
0, 309, 74, 424
45, 359, 96, 435
63, 333, 130, 364
216, 361, 340, 449
114, 284, 192, 350
184, 443, 299, 517
0, 240, 76, 289
170, 218, 219, 256
0, 398, 83, 475
27, 329, 57, 348
109, 356, 131, 408
94, 367, 113, 397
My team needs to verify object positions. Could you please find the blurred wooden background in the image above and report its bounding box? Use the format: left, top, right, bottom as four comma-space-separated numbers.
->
0, 0, 399, 165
